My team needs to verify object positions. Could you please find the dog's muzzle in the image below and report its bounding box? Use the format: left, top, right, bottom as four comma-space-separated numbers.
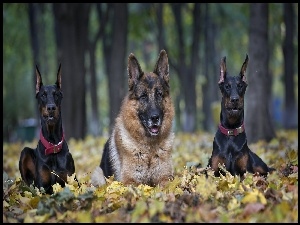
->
140, 114, 162, 136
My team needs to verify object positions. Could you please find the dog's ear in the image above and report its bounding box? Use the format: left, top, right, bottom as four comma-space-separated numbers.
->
56, 63, 62, 90
128, 53, 144, 91
153, 49, 169, 86
218, 56, 227, 84
240, 54, 248, 84
35, 65, 43, 95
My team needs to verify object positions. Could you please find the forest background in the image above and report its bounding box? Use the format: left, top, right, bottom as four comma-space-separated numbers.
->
3, 3, 298, 143
3, 3, 298, 223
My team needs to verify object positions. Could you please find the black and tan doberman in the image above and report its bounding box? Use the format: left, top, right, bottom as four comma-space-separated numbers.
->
207, 55, 275, 177
19, 65, 77, 194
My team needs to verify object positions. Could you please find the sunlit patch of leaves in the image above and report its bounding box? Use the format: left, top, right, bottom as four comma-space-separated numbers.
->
3, 130, 298, 222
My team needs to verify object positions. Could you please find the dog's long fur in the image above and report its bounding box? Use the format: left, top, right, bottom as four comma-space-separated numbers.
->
91, 50, 175, 187
19, 65, 76, 194
207, 55, 274, 177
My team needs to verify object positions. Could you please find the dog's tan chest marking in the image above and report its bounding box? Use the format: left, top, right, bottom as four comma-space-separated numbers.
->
113, 118, 173, 185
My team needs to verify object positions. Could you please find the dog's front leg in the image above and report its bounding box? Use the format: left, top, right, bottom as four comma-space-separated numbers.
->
19, 147, 37, 187
35, 162, 54, 194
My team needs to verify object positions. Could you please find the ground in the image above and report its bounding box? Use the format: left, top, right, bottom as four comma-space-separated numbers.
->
3, 129, 298, 222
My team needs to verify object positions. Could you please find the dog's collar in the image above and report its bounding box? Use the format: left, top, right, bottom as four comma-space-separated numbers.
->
218, 123, 245, 136
40, 129, 64, 155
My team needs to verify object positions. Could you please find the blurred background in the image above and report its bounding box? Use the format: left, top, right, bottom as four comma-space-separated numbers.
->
3, 3, 298, 144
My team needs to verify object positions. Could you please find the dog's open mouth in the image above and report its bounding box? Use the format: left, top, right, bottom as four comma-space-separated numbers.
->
147, 125, 160, 136
226, 107, 242, 115
139, 114, 162, 136
43, 115, 56, 124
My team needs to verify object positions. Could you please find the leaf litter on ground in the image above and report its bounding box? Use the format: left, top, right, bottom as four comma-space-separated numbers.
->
3, 129, 298, 222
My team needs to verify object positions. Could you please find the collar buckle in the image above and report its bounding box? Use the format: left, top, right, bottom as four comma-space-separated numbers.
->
228, 130, 234, 135
236, 126, 244, 134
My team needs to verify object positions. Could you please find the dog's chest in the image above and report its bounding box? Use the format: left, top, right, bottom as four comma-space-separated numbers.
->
215, 132, 247, 156
113, 123, 172, 183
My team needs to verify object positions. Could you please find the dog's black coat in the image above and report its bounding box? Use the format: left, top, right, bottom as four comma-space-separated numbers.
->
207, 55, 275, 177
19, 65, 77, 194
100, 139, 113, 177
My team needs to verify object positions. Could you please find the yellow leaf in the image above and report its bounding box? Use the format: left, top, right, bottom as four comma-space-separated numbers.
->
131, 200, 148, 223
227, 197, 240, 211
34, 187, 43, 197
3, 200, 10, 207
29, 196, 40, 209
241, 189, 267, 205
148, 199, 164, 217
52, 183, 63, 193
24, 214, 35, 223
76, 211, 92, 223
137, 184, 154, 197
286, 149, 298, 164
24, 191, 32, 198
195, 175, 217, 200
18, 194, 30, 205
67, 173, 79, 187
35, 213, 50, 223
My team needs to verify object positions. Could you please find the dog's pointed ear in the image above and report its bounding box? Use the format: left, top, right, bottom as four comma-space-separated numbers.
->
35, 65, 43, 95
153, 49, 169, 85
128, 53, 144, 91
56, 63, 62, 90
218, 56, 226, 84
240, 54, 249, 83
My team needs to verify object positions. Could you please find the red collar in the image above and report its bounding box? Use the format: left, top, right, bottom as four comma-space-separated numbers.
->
40, 129, 64, 155
218, 122, 245, 136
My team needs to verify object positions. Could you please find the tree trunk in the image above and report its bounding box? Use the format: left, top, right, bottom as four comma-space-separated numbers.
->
53, 3, 91, 140
246, 3, 276, 143
203, 3, 219, 132
156, 3, 166, 51
103, 3, 128, 131
88, 42, 101, 136
283, 3, 297, 129
88, 3, 110, 136
28, 3, 41, 122
171, 3, 200, 133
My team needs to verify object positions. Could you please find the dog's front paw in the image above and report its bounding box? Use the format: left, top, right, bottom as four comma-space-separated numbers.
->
91, 167, 106, 187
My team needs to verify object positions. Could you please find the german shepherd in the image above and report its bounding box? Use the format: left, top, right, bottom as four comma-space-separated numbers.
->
91, 50, 175, 187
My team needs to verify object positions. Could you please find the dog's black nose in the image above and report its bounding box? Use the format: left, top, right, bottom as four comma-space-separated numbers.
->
151, 114, 160, 123
47, 104, 56, 111
230, 96, 239, 103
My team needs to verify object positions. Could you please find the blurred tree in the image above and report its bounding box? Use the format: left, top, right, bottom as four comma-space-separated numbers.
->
3, 3, 34, 142
202, 3, 219, 132
28, 3, 55, 123
283, 3, 297, 129
102, 3, 128, 131
3, 3, 297, 142
53, 3, 91, 140
155, 3, 166, 52
28, 3, 40, 112
170, 3, 201, 132
87, 3, 110, 136
246, 3, 276, 143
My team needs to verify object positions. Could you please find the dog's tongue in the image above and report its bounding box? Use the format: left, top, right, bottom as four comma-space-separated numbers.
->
150, 126, 159, 134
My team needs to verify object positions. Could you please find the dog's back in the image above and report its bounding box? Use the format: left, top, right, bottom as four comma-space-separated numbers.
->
91, 50, 174, 187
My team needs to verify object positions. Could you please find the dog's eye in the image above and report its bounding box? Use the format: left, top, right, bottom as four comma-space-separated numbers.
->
139, 93, 148, 101
225, 84, 231, 90
237, 83, 243, 89
41, 92, 47, 98
156, 90, 163, 98
54, 93, 60, 100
